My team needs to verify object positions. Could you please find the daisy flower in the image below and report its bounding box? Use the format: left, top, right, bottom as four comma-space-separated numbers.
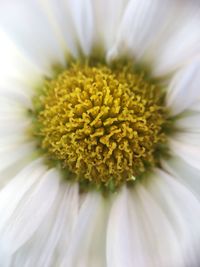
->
0, 0, 200, 266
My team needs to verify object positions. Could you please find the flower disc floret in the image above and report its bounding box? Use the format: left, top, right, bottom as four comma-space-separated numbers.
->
32, 62, 167, 190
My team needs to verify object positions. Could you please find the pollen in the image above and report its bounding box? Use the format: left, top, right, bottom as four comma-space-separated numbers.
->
32, 61, 167, 191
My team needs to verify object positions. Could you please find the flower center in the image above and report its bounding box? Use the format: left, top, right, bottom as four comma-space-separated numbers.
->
32, 61, 167, 192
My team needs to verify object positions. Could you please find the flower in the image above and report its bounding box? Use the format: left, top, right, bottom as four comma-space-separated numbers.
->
0, 0, 200, 266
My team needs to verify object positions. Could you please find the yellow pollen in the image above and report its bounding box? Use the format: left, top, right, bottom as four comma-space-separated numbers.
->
32, 62, 167, 191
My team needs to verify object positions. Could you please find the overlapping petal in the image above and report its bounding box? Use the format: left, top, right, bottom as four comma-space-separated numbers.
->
0, 1, 200, 267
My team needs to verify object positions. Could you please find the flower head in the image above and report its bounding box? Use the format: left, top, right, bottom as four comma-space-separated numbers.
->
0, 0, 200, 266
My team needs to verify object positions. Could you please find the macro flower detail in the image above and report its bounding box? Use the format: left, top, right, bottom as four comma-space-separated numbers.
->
0, 0, 200, 267
32, 62, 167, 191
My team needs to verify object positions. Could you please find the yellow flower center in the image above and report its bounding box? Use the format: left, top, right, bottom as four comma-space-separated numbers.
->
32, 61, 167, 191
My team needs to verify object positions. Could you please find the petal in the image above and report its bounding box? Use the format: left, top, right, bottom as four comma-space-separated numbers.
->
0, 159, 46, 234
12, 183, 79, 267
0, 96, 28, 117
107, 186, 151, 267
107, 0, 175, 62
170, 132, 200, 146
152, 3, 200, 77
107, 185, 183, 267
0, 77, 38, 110
0, 157, 36, 191
166, 58, 200, 116
175, 112, 200, 133
0, 0, 67, 75
92, 0, 129, 53
169, 138, 200, 170
162, 156, 200, 198
0, 94, 31, 137
0, 114, 30, 137
40, 0, 94, 57
0, 165, 60, 256
65, 0, 93, 56
134, 183, 184, 267
29, 0, 78, 58
108, 0, 200, 78
0, 141, 35, 173
0, 95, 34, 181
146, 169, 200, 267
61, 192, 108, 267
189, 100, 200, 112
0, 28, 43, 85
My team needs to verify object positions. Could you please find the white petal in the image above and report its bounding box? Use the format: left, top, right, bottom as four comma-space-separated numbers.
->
169, 138, 200, 170
109, 0, 200, 77
0, 0, 66, 75
175, 112, 200, 133
0, 141, 35, 173
166, 58, 200, 115
35, 0, 76, 57
0, 93, 28, 113
171, 132, 200, 146
0, 28, 45, 85
107, 184, 184, 267
0, 83, 33, 138
61, 192, 108, 267
107, 0, 175, 62
107, 186, 151, 267
0, 80, 36, 109
92, 0, 129, 53
12, 183, 79, 267
38, 0, 93, 58
0, 256, 11, 267
0, 119, 30, 141
135, 183, 184, 267
0, 166, 60, 255
0, 99, 30, 134
0, 156, 35, 191
0, 128, 30, 147
162, 156, 200, 198
146, 169, 200, 267
0, 115, 30, 137
189, 100, 200, 112
152, 3, 200, 76
64, 0, 93, 56
0, 159, 46, 231
36, 183, 78, 267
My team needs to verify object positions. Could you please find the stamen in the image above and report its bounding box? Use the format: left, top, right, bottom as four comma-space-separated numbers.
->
32, 62, 167, 191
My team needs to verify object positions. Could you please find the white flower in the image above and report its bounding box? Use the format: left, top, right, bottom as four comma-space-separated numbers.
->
0, 0, 200, 267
